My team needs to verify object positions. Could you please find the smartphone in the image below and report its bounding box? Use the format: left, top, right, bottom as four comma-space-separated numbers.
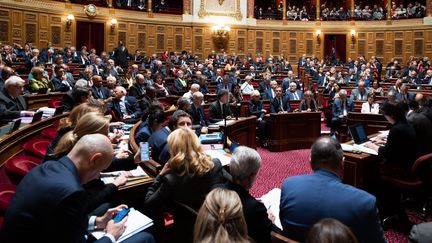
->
140, 142, 150, 161
113, 208, 130, 223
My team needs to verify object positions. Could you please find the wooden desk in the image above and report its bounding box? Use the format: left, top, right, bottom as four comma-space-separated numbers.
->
0, 113, 68, 166
343, 150, 379, 188
218, 116, 257, 149
24, 92, 66, 109
265, 112, 321, 152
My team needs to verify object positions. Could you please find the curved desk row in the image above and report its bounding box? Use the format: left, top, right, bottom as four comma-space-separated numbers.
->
0, 113, 68, 166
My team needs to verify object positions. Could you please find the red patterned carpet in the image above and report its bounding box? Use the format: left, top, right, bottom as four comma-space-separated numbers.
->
251, 147, 409, 243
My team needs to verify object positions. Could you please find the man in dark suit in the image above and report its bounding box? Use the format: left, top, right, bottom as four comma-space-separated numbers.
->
113, 41, 129, 70
61, 84, 91, 112
209, 89, 233, 123
187, 91, 209, 135
286, 81, 304, 100
0, 134, 155, 243
264, 80, 278, 100
148, 110, 192, 165
223, 146, 273, 243
331, 89, 354, 136
91, 75, 110, 100
51, 65, 73, 92
258, 74, 272, 94
107, 86, 141, 123
129, 74, 146, 99
270, 86, 291, 113
280, 137, 385, 243
350, 81, 369, 101
0, 76, 34, 125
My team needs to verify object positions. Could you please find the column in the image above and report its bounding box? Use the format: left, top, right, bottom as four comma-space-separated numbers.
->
282, 0, 287, 20
107, 0, 113, 8
387, 0, 391, 19
316, 0, 320, 21
351, 0, 354, 19
247, 0, 254, 18
183, 0, 190, 15
147, 0, 152, 12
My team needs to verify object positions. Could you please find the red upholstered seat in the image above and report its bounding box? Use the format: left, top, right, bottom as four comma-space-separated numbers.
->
48, 98, 61, 108
0, 184, 16, 213
22, 138, 51, 159
5, 154, 41, 185
41, 127, 58, 140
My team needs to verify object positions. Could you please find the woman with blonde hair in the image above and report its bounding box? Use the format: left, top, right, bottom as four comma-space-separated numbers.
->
44, 101, 106, 161
194, 188, 251, 243
144, 127, 228, 210
53, 112, 110, 158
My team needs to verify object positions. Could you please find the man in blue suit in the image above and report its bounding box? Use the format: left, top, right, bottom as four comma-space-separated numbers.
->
331, 89, 354, 136
280, 137, 385, 243
0, 134, 154, 243
395, 84, 415, 102
107, 86, 142, 123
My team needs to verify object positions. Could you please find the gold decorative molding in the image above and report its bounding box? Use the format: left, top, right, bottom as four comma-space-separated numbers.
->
198, 0, 242, 21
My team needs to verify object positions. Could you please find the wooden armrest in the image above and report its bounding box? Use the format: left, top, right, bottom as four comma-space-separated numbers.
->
271, 231, 298, 243
140, 160, 162, 177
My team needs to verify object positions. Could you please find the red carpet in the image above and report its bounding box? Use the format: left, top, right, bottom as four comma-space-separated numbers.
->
251, 147, 411, 243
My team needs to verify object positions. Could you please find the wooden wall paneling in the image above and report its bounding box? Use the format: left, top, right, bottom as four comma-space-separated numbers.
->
156, 34, 165, 51
414, 39, 424, 56
306, 39, 313, 56
118, 31, 126, 44
357, 40, 366, 56
394, 39, 403, 58
51, 26, 62, 45
376, 40, 384, 57
273, 38, 280, 54
0, 20, 9, 43
175, 35, 183, 51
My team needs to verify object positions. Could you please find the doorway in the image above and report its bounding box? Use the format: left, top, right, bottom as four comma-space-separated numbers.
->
76, 21, 105, 53
324, 34, 347, 64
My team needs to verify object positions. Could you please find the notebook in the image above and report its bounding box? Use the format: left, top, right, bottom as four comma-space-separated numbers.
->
91, 208, 153, 243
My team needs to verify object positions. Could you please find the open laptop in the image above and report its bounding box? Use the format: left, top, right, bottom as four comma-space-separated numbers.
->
348, 124, 378, 155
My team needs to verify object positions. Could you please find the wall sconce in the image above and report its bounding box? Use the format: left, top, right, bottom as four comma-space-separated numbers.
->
211, 24, 231, 51
110, 18, 118, 32
350, 29, 356, 43
316, 30, 321, 45
66, 14, 74, 30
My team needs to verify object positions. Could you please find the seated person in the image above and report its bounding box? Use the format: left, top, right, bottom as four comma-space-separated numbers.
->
331, 89, 354, 136
0, 134, 155, 243
240, 75, 255, 95
361, 93, 380, 114
176, 97, 191, 112
280, 137, 385, 243
270, 86, 291, 113
51, 65, 73, 92
144, 127, 229, 211
188, 91, 209, 135
140, 86, 160, 115
248, 90, 266, 120
216, 75, 233, 94
107, 86, 142, 123
174, 70, 188, 93
395, 84, 415, 102
154, 74, 176, 97
222, 146, 273, 243
128, 73, 146, 99
365, 101, 417, 170
286, 81, 304, 100
264, 80, 278, 100
28, 66, 54, 93
298, 90, 318, 112
182, 83, 200, 104
0, 76, 34, 125
61, 81, 92, 112
91, 75, 110, 100
306, 218, 359, 243
194, 188, 250, 243
148, 110, 193, 165
209, 89, 233, 123
135, 105, 167, 144
229, 83, 243, 106
350, 81, 369, 101
197, 76, 210, 94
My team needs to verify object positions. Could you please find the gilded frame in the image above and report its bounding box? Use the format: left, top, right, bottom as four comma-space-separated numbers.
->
198, 0, 243, 21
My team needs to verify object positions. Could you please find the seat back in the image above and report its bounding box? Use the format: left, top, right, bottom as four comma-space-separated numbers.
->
412, 152, 432, 186
166, 201, 198, 243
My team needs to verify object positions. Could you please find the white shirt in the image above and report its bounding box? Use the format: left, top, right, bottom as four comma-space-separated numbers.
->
241, 82, 254, 95
119, 96, 128, 115
361, 102, 380, 114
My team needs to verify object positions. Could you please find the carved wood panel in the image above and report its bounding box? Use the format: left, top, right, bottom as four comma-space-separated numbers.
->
194, 36, 202, 52
376, 40, 384, 56
238, 37, 245, 53
414, 39, 424, 56
0, 21, 8, 42
273, 39, 280, 53
156, 34, 164, 50
25, 23, 36, 43
175, 35, 183, 51
118, 31, 126, 44
256, 38, 263, 53
358, 40, 366, 56
289, 40, 296, 54
394, 40, 403, 56
138, 33, 146, 49
306, 40, 313, 55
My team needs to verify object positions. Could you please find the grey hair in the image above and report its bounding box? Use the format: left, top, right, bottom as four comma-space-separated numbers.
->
193, 91, 204, 99
339, 89, 347, 96
191, 83, 200, 90
75, 79, 88, 88
106, 76, 117, 82
5, 76, 25, 88
229, 146, 261, 189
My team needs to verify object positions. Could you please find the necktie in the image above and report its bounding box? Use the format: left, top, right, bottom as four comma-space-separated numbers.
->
369, 103, 372, 112
98, 89, 103, 98
293, 92, 299, 100
280, 99, 284, 112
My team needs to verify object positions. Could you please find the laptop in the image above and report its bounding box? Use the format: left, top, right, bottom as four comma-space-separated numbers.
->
348, 124, 378, 155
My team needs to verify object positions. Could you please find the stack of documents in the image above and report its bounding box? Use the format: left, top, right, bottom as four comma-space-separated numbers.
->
100, 166, 148, 185
259, 188, 282, 230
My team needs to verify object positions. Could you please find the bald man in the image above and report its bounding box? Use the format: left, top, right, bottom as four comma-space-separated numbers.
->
0, 134, 154, 243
